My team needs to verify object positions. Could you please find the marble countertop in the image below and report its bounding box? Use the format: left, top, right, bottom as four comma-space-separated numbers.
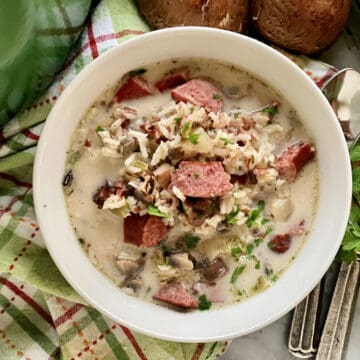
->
223, 6, 360, 360
223, 297, 360, 360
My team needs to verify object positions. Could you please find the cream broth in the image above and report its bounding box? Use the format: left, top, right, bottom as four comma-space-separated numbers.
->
65, 59, 319, 310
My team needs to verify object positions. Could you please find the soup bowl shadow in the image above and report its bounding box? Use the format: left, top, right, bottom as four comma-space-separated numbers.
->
33, 27, 352, 342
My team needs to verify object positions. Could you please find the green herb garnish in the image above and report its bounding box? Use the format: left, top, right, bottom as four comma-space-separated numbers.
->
246, 200, 265, 228
226, 206, 241, 225
254, 238, 263, 247
185, 233, 200, 249
264, 226, 273, 236
339, 204, 360, 263
193, 173, 200, 179
128, 68, 147, 77
96, 126, 105, 132
271, 274, 279, 282
230, 265, 246, 284
198, 295, 212, 311
182, 122, 191, 137
246, 244, 254, 255
261, 104, 278, 116
231, 247, 242, 259
188, 132, 200, 145
220, 137, 235, 145
255, 260, 261, 270
147, 205, 169, 218
212, 93, 223, 100
173, 116, 182, 123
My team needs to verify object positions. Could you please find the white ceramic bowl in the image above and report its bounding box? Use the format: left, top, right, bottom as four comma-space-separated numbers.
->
33, 27, 352, 342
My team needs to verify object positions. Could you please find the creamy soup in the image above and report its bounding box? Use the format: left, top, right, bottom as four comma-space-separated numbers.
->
64, 59, 318, 311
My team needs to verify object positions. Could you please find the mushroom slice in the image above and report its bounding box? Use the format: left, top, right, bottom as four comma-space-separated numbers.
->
169, 252, 194, 270
203, 257, 228, 282
122, 275, 143, 293
115, 251, 144, 275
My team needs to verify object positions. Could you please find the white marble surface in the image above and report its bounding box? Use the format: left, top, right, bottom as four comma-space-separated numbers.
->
223, 6, 360, 360
223, 295, 360, 360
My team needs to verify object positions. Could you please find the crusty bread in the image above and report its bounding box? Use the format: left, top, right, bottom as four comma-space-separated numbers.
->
252, 0, 352, 54
136, 0, 250, 33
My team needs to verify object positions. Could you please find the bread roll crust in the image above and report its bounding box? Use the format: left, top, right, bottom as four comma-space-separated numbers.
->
136, 0, 250, 33
252, 0, 352, 54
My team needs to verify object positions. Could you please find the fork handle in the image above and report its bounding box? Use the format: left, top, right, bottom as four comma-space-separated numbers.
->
288, 283, 322, 358
315, 261, 360, 360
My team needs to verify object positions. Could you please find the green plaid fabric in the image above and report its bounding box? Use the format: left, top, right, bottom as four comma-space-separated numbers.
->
0, 0, 342, 359
0, 0, 93, 126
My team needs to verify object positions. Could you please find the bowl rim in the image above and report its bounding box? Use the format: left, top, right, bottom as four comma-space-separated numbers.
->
33, 27, 352, 342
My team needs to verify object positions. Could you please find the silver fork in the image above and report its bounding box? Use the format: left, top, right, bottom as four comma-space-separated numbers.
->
288, 68, 360, 359
315, 258, 360, 360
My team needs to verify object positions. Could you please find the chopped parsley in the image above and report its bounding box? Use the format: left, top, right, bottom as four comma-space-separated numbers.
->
234, 112, 240, 119
188, 132, 200, 145
231, 247, 242, 259
246, 200, 265, 228
261, 218, 270, 225
246, 244, 254, 255
128, 68, 147, 77
147, 205, 169, 218
264, 226, 273, 236
181, 122, 200, 144
254, 238, 263, 247
261, 104, 278, 116
182, 122, 191, 137
230, 265, 246, 284
173, 116, 182, 123
255, 260, 261, 270
185, 233, 200, 249
220, 137, 234, 145
212, 93, 223, 100
267, 241, 274, 249
226, 206, 241, 225
198, 295, 212, 311
271, 274, 279, 282
96, 126, 105, 132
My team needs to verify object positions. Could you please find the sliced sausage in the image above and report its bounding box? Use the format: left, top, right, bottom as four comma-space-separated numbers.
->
268, 233, 291, 253
171, 161, 232, 198
275, 142, 315, 181
115, 76, 155, 102
153, 282, 198, 309
171, 78, 224, 112
155, 67, 190, 92
124, 214, 169, 247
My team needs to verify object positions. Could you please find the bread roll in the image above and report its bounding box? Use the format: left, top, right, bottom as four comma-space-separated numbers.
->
252, 0, 352, 54
136, 0, 250, 33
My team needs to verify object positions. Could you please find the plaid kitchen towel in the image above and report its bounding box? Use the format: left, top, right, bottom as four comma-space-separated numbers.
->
0, 0, 94, 126
0, 0, 343, 359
